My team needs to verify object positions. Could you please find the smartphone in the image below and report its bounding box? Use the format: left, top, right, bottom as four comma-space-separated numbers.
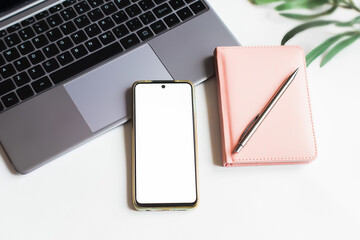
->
132, 81, 198, 211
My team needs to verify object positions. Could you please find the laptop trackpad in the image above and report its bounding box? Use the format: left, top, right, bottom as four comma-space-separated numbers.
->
64, 44, 173, 132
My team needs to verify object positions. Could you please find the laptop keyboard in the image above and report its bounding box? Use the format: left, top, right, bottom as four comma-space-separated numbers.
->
0, 0, 208, 112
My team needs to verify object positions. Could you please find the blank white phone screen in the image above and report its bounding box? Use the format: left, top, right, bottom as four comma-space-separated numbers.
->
134, 82, 197, 204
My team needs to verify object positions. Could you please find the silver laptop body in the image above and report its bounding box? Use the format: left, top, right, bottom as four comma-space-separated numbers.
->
0, 0, 238, 174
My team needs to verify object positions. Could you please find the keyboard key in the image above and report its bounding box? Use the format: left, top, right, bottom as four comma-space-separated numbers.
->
71, 45, 88, 59
177, 7, 193, 20
153, 3, 172, 18
43, 44, 60, 58
185, 0, 195, 2
4, 33, 21, 47
126, 18, 143, 31
7, 23, 21, 33
125, 4, 142, 17
85, 24, 101, 37
57, 51, 74, 65
32, 34, 49, 48
112, 10, 128, 24
33, 20, 49, 34
112, 24, 129, 38
46, 28, 64, 42
71, 30, 88, 44
57, 37, 74, 51
50, 42, 123, 84
63, 0, 77, 7
190, 1, 206, 14
164, 13, 180, 27
169, 0, 185, 10
18, 27, 35, 40
98, 17, 115, 31
43, 58, 60, 73
0, 30, 6, 37
85, 38, 102, 52
35, 10, 49, 20
74, 15, 91, 28
60, 21, 77, 35
150, 20, 167, 34
21, 17, 36, 27
88, 8, 104, 22
49, 4, 63, 14
101, 2, 117, 15
32, 76, 52, 93
74, 1, 91, 14
120, 33, 140, 49
154, 0, 166, 3
0, 39, 6, 51
28, 65, 45, 80
18, 41, 35, 55
0, 79, 16, 96
0, 55, 5, 66
0, 64, 16, 79
0, 102, 3, 111
14, 57, 31, 71
1, 92, 19, 108
60, 7, 77, 21
3, 48, 20, 62
28, 50, 45, 65
88, 0, 104, 8
13, 72, 31, 86
99, 31, 115, 45
46, 13, 64, 27
139, 11, 156, 24
16, 85, 34, 100
114, 0, 131, 9
138, 0, 155, 11
137, 26, 153, 41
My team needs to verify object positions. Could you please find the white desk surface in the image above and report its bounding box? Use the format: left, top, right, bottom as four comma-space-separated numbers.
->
1, 1, 360, 239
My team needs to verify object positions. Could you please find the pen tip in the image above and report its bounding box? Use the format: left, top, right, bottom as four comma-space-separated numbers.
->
289, 68, 299, 80
233, 145, 243, 154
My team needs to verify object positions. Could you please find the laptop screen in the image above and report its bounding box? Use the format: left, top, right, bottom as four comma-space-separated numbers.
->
0, 0, 46, 19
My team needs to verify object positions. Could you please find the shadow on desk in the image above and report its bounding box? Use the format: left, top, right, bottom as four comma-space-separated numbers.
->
123, 121, 135, 210
0, 144, 18, 175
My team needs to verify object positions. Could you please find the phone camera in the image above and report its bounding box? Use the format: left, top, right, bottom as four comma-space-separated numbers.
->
162, 85, 165, 89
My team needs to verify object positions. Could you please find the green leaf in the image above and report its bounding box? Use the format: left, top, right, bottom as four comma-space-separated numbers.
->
335, 16, 360, 27
349, 0, 360, 11
281, 20, 338, 45
306, 32, 357, 66
279, 2, 338, 20
320, 33, 360, 67
275, 0, 328, 11
250, 0, 283, 5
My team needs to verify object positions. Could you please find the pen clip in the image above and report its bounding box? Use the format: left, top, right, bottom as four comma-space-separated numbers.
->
240, 113, 260, 141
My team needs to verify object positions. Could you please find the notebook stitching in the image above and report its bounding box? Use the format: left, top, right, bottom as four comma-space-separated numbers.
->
225, 160, 312, 166
216, 45, 317, 163
300, 46, 318, 160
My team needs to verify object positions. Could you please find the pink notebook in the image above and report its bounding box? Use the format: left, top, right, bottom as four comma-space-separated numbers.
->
214, 46, 317, 166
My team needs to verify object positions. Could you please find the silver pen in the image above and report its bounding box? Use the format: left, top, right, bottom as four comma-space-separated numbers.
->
233, 68, 299, 153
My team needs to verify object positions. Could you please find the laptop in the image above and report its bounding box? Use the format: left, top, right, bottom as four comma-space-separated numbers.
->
0, 0, 238, 174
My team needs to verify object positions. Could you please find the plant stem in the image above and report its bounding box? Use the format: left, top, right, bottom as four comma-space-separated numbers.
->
341, 0, 360, 11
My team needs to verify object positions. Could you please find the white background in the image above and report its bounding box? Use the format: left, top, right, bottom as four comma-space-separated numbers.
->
1, 0, 360, 239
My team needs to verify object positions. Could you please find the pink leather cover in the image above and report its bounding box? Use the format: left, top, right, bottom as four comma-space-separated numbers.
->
215, 46, 317, 166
